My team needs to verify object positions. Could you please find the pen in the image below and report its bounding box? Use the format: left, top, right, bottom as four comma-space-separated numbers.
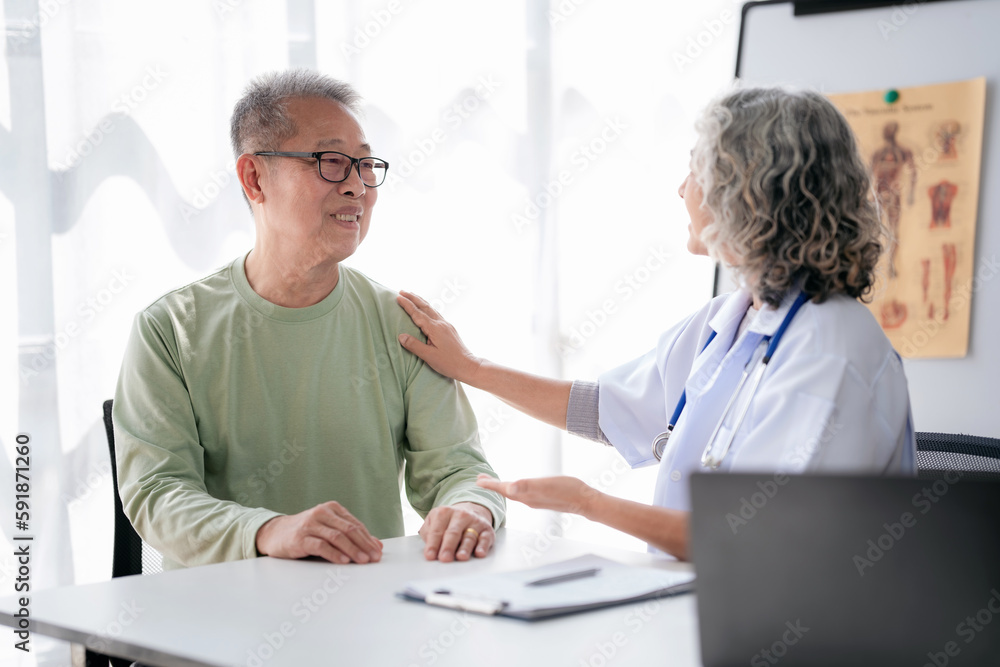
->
525, 567, 601, 587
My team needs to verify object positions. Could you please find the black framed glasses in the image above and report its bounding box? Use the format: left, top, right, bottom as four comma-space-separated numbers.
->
253, 151, 390, 188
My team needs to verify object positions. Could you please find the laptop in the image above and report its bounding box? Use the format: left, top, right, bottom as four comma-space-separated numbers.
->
690, 473, 1000, 667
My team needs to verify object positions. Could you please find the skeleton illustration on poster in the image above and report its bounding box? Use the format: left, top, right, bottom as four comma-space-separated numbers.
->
827, 77, 986, 358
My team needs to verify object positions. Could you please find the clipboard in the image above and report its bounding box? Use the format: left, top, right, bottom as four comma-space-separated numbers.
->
397, 554, 695, 620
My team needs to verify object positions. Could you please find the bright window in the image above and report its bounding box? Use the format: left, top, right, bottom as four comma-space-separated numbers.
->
0, 2, 736, 663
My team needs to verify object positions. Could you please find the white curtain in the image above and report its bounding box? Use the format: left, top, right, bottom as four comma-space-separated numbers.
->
0, 1, 734, 663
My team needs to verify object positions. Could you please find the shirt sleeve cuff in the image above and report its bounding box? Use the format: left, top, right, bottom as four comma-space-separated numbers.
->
567, 381, 612, 445
246, 509, 284, 559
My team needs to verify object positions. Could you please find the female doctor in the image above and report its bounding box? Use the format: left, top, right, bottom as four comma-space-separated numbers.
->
397, 87, 915, 561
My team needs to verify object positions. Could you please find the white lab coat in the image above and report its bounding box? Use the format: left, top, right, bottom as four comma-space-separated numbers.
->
598, 288, 915, 514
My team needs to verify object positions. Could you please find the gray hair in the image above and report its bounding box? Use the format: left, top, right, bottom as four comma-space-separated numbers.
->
691, 86, 883, 307
230, 69, 362, 158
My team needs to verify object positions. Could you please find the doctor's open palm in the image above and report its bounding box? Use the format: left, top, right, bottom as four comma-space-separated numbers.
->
476, 474, 600, 515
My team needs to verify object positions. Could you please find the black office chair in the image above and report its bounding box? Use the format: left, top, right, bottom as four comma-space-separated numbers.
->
102, 399, 163, 578
916, 431, 1000, 481
84, 400, 162, 667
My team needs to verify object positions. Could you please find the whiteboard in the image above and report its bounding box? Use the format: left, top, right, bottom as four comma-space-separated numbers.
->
721, 0, 1000, 436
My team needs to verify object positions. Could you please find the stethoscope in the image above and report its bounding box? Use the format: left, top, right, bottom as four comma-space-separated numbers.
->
651, 291, 809, 468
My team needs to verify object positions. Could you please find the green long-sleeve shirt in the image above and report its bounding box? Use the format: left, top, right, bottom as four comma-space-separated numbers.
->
113, 255, 504, 570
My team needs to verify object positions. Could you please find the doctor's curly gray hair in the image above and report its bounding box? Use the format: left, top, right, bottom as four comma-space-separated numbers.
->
691, 87, 883, 308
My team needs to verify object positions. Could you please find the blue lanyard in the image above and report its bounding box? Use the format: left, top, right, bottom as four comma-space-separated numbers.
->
653, 291, 809, 461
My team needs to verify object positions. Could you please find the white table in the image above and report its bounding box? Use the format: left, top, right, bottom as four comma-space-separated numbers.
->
0, 529, 701, 666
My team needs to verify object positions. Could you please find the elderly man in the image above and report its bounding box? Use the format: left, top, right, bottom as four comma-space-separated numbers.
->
113, 69, 504, 570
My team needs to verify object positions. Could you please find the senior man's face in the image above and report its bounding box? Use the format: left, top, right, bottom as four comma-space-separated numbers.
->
260, 96, 378, 265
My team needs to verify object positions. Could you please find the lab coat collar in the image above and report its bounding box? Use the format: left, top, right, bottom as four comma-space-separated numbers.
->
746, 288, 805, 337
706, 288, 805, 341
707, 289, 754, 341
688, 288, 759, 405
687, 287, 800, 405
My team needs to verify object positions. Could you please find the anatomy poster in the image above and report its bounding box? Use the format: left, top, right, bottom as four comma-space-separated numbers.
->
827, 77, 986, 358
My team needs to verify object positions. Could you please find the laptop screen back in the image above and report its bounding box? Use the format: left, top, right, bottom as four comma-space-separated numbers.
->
690, 473, 1000, 667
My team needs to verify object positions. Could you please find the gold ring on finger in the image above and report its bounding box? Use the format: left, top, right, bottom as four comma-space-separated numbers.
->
464, 527, 480, 539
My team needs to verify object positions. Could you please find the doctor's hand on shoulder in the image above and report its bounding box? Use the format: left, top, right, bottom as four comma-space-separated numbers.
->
396, 291, 482, 384
396, 290, 574, 431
